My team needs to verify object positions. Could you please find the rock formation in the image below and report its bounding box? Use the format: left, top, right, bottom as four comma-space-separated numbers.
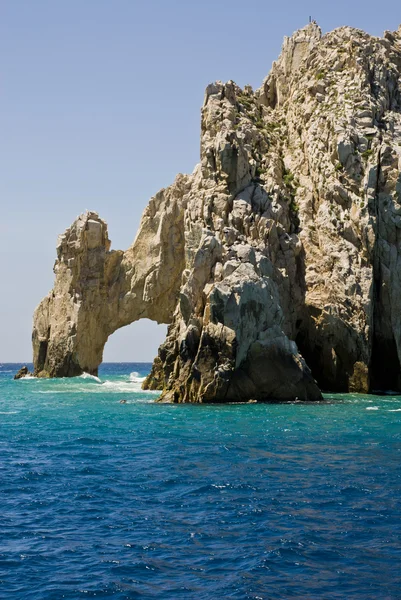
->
14, 366, 32, 380
32, 22, 401, 400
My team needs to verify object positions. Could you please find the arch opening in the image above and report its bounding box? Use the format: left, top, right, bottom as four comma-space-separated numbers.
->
102, 319, 167, 366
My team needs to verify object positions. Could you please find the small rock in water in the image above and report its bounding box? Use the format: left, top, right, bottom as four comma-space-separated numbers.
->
14, 366, 32, 380
119, 399, 127, 404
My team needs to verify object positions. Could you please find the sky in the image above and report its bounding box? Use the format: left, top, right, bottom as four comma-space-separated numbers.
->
1, 0, 401, 362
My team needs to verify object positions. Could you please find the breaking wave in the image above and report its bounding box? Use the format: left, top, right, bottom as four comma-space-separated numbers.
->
102, 378, 159, 394
129, 371, 147, 384
80, 372, 101, 383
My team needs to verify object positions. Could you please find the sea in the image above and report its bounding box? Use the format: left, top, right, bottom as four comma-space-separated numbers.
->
1, 362, 400, 599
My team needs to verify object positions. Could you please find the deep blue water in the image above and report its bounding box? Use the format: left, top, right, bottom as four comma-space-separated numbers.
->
1, 363, 401, 599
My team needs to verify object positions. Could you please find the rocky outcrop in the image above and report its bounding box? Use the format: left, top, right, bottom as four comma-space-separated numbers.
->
33, 22, 401, 400
14, 366, 32, 380
33, 180, 187, 377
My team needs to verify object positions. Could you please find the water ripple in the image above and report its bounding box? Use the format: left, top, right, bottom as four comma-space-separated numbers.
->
0, 363, 400, 598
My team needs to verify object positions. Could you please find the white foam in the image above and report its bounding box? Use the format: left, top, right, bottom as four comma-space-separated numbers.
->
129, 372, 146, 384
102, 380, 159, 394
31, 380, 159, 396
366, 406, 379, 410
80, 372, 101, 383
388, 408, 401, 412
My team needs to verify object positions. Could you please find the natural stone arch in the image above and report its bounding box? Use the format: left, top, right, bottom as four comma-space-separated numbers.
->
33, 177, 187, 377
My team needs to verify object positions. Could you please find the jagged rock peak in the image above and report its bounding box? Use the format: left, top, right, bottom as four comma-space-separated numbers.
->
257, 22, 321, 108
32, 22, 401, 401
277, 21, 322, 74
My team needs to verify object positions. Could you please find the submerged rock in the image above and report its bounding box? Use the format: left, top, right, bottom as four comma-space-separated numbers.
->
32, 22, 401, 401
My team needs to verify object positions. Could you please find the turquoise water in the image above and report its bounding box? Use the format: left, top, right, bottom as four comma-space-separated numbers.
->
1, 363, 401, 599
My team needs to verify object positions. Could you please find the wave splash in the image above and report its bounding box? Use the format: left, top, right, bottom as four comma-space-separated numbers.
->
80, 372, 101, 383
129, 371, 147, 384
9, 364, 160, 399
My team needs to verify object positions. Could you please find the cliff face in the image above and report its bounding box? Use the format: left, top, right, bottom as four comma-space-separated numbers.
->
33, 23, 401, 400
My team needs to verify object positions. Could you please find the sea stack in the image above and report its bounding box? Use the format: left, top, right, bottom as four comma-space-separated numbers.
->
32, 23, 401, 401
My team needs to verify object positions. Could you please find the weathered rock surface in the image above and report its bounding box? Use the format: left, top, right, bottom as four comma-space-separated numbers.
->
33, 181, 187, 377
33, 22, 401, 400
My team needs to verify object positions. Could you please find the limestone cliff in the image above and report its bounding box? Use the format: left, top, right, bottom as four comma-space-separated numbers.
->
32, 22, 401, 400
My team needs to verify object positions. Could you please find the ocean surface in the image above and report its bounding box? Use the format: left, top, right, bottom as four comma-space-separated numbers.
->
1, 363, 401, 599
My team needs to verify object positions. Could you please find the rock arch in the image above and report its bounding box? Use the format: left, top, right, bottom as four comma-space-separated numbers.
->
33, 177, 187, 377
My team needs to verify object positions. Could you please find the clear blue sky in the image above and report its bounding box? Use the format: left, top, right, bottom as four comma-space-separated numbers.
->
1, 0, 400, 362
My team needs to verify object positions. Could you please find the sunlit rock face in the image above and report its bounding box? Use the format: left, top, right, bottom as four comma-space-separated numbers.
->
33, 22, 401, 401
